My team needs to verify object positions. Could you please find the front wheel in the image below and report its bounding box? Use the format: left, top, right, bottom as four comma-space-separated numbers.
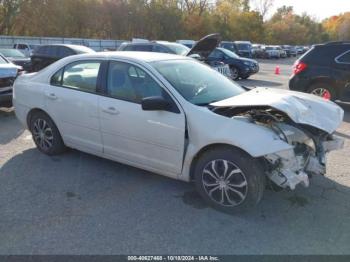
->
194, 146, 265, 213
230, 67, 239, 80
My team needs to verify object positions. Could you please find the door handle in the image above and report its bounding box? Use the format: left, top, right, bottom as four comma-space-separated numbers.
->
102, 106, 119, 115
46, 93, 58, 100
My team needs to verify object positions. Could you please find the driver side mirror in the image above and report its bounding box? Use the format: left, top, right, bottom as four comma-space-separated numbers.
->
141, 96, 170, 111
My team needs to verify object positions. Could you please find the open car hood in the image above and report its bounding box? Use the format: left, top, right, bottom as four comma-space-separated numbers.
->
210, 87, 344, 134
187, 33, 221, 59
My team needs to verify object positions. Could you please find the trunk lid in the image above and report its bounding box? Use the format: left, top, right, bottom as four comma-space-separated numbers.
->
187, 33, 221, 60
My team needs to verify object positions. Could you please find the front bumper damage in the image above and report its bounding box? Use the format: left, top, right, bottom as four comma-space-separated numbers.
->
265, 134, 344, 190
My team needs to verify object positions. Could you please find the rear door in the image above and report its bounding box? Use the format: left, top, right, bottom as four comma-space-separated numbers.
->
45, 59, 104, 154
334, 49, 350, 100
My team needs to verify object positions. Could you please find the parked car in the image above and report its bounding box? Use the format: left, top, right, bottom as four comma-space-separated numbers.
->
289, 41, 350, 102
207, 47, 259, 80
295, 46, 305, 54
282, 45, 297, 57
118, 40, 190, 55
262, 46, 279, 59
13, 43, 41, 57
273, 46, 286, 58
176, 40, 196, 48
30, 44, 95, 72
219, 41, 238, 53
119, 35, 231, 79
0, 55, 21, 107
0, 48, 31, 70
234, 41, 253, 58
13, 52, 344, 212
252, 44, 265, 58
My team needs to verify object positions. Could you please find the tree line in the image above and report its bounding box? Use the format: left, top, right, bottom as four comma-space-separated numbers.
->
0, 0, 348, 45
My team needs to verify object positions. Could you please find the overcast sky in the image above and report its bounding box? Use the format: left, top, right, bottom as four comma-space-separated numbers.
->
268, 0, 350, 20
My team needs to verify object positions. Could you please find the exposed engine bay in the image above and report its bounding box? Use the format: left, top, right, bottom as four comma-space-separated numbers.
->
212, 106, 344, 190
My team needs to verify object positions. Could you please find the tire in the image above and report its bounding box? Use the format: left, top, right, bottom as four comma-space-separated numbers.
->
29, 111, 66, 155
241, 75, 250, 80
194, 146, 266, 213
230, 66, 239, 80
307, 83, 336, 101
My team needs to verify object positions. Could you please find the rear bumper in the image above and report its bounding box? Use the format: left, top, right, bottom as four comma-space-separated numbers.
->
289, 75, 309, 92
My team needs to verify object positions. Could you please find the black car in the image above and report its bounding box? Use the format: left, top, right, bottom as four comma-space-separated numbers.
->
30, 44, 95, 72
282, 45, 297, 57
219, 41, 239, 53
118, 34, 232, 79
207, 47, 259, 80
289, 42, 350, 102
118, 41, 190, 56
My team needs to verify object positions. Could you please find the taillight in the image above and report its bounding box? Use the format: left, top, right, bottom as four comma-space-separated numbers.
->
293, 61, 307, 75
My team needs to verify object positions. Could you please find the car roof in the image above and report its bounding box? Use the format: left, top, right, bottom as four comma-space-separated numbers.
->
39, 44, 94, 53
72, 51, 190, 63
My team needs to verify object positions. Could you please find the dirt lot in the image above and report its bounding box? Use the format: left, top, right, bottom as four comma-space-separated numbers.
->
1, 58, 350, 255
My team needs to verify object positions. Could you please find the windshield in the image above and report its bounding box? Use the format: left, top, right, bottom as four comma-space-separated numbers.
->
220, 48, 239, 58
152, 59, 244, 105
162, 43, 190, 56
0, 49, 26, 58
221, 43, 236, 52
0, 55, 8, 64
236, 43, 251, 51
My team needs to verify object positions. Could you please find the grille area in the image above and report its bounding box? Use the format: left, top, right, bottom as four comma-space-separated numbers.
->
0, 77, 15, 89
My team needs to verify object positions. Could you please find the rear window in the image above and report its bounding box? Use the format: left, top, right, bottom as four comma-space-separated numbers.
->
302, 45, 350, 66
336, 50, 350, 64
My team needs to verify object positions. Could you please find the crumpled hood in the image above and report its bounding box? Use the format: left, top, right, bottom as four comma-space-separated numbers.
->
211, 87, 344, 134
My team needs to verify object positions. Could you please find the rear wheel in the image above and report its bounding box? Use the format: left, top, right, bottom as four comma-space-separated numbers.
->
230, 67, 239, 80
194, 146, 265, 213
307, 83, 336, 101
29, 111, 66, 155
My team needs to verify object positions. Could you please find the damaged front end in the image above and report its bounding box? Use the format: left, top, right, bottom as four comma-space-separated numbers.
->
264, 121, 344, 190
214, 106, 344, 190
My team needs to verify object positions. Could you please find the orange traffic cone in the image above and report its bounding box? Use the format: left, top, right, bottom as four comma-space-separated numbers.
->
275, 66, 280, 75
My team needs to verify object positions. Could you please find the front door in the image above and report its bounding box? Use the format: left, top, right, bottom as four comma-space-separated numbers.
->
98, 60, 186, 175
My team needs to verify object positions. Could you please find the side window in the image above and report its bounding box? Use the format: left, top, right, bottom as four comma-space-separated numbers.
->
61, 61, 101, 93
133, 45, 153, 52
123, 45, 134, 51
51, 69, 63, 85
153, 45, 170, 53
57, 47, 74, 57
209, 50, 223, 59
37, 46, 49, 56
337, 51, 350, 64
107, 61, 164, 103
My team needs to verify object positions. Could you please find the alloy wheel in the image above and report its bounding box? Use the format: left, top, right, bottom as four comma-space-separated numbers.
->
32, 118, 54, 151
230, 68, 239, 80
202, 159, 248, 207
311, 87, 331, 100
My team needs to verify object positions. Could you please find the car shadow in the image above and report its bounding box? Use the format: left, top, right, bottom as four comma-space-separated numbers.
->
1, 147, 350, 221
1, 147, 350, 253
0, 108, 25, 145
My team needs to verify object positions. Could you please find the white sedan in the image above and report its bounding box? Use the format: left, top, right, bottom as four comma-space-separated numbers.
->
13, 52, 344, 212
